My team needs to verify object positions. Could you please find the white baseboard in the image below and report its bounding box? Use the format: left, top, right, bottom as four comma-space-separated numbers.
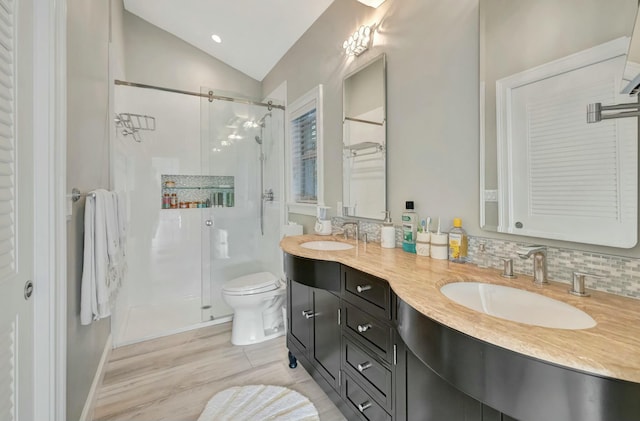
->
79, 334, 112, 421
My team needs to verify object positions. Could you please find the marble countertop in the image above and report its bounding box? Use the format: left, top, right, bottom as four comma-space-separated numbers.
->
280, 234, 640, 383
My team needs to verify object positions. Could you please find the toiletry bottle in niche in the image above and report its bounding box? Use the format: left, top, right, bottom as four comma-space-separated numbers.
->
402, 201, 418, 253
448, 218, 468, 263
162, 193, 170, 209
381, 210, 396, 248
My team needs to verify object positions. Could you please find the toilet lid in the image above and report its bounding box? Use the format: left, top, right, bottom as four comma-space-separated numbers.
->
223, 272, 280, 295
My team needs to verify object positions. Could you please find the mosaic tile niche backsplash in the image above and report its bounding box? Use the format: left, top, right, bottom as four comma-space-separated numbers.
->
161, 174, 234, 208
332, 217, 640, 299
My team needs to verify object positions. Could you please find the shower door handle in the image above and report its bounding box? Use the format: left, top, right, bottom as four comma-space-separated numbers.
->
205, 220, 213, 227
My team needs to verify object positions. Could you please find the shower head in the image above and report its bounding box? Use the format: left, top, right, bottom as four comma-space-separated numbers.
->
257, 112, 272, 127
254, 135, 263, 145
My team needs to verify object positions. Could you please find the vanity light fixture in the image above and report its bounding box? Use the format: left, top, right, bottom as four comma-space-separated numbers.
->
343, 25, 373, 56
357, 0, 386, 8
211, 34, 222, 43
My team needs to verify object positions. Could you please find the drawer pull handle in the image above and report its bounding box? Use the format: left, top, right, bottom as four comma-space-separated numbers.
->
357, 401, 372, 412
357, 361, 372, 372
357, 323, 372, 333
356, 284, 372, 293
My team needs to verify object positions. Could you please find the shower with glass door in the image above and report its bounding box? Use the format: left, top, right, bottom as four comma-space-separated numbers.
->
111, 82, 284, 346
199, 89, 285, 324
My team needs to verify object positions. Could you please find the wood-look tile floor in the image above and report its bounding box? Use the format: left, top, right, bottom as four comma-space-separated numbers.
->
93, 322, 347, 421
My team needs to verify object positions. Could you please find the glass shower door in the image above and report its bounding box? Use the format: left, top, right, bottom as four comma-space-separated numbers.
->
200, 88, 277, 322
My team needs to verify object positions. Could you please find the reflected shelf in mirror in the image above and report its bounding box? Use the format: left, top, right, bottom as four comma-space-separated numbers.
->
343, 53, 387, 221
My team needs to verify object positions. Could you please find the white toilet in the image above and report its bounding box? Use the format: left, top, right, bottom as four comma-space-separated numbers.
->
222, 271, 286, 346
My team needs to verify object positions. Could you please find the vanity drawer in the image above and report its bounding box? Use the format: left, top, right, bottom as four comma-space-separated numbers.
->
343, 372, 392, 421
344, 302, 393, 363
343, 266, 391, 320
343, 337, 392, 411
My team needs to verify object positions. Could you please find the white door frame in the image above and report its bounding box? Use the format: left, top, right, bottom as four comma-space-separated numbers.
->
32, 0, 67, 420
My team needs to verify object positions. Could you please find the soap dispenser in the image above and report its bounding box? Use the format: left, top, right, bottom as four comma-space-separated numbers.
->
381, 210, 395, 248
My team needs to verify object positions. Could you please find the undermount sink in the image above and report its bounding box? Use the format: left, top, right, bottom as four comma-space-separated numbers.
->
440, 282, 596, 330
300, 241, 354, 251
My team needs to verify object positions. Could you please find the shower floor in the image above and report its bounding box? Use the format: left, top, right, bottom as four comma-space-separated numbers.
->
117, 296, 232, 346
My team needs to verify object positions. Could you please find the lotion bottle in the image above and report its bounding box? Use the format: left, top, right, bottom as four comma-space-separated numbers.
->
448, 218, 468, 263
381, 210, 396, 248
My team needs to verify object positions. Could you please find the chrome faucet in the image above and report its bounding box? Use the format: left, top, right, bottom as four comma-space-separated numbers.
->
341, 221, 360, 242
516, 245, 548, 285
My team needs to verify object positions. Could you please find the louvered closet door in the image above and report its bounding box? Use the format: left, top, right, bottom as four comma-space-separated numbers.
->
0, 0, 35, 420
508, 55, 637, 247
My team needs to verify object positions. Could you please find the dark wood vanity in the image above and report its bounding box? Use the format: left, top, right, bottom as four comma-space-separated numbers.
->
284, 252, 640, 421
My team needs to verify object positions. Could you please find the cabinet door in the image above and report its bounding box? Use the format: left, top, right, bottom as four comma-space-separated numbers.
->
311, 288, 341, 390
396, 343, 482, 421
289, 279, 312, 353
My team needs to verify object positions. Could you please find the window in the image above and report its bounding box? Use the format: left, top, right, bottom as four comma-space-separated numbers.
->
287, 85, 323, 215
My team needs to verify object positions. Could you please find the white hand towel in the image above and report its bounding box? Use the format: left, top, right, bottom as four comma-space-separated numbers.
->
80, 194, 96, 325
80, 189, 112, 324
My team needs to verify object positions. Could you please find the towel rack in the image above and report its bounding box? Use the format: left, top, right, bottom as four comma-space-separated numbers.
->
114, 112, 156, 142
70, 188, 96, 202
344, 141, 385, 158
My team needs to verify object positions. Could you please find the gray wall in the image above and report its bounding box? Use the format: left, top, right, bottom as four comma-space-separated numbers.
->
65, 5, 265, 419
123, 11, 261, 96
66, 0, 121, 419
263, 0, 479, 234
263, 0, 640, 258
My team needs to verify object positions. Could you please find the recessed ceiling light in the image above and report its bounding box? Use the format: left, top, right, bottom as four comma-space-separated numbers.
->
211, 34, 222, 43
357, 0, 386, 7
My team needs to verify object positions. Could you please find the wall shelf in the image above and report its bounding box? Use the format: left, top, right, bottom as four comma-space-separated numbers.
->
161, 174, 235, 209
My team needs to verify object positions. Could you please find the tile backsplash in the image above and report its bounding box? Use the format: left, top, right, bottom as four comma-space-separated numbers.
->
333, 217, 640, 299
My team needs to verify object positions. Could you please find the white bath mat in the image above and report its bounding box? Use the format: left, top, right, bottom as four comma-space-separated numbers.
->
197, 385, 320, 421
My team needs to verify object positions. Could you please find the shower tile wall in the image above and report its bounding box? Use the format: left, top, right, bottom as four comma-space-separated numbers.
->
113, 86, 214, 345
113, 85, 286, 345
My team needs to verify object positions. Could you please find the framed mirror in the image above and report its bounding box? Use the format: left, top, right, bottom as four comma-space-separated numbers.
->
480, 0, 639, 248
342, 53, 386, 220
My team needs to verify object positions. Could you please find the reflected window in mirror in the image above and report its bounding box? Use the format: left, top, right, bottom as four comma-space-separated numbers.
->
288, 85, 324, 216
480, 0, 639, 248
342, 53, 386, 220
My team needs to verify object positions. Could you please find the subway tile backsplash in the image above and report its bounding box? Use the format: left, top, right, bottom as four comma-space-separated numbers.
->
332, 217, 640, 299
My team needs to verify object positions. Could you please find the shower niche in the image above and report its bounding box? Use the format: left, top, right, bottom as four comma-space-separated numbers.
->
161, 174, 235, 209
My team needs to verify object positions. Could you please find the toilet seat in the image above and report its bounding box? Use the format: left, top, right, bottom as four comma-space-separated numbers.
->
223, 272, 281, 296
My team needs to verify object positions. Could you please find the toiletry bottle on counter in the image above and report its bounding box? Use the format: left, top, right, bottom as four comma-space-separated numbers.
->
381, 210, 396, 248
416, 218, 431, 256
448, 218, 468, 263
430, 217, 448, 260
402, 201, 417, 253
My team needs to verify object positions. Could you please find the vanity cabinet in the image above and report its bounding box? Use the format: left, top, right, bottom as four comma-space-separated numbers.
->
340, 266, 397, 420
285, 253, 342, 392
395, 341, 517, 421
285, 253, 398, 420
288, 279, 341, 390
285, 253, 558, 421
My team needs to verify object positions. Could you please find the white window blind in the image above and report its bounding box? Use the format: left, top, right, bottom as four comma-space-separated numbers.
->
0, 0, 15, 278
287, 85, 323, 214
291, 108, 317, 203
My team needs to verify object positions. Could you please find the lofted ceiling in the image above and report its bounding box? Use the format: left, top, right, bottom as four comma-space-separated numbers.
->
124, 0, 336, 81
